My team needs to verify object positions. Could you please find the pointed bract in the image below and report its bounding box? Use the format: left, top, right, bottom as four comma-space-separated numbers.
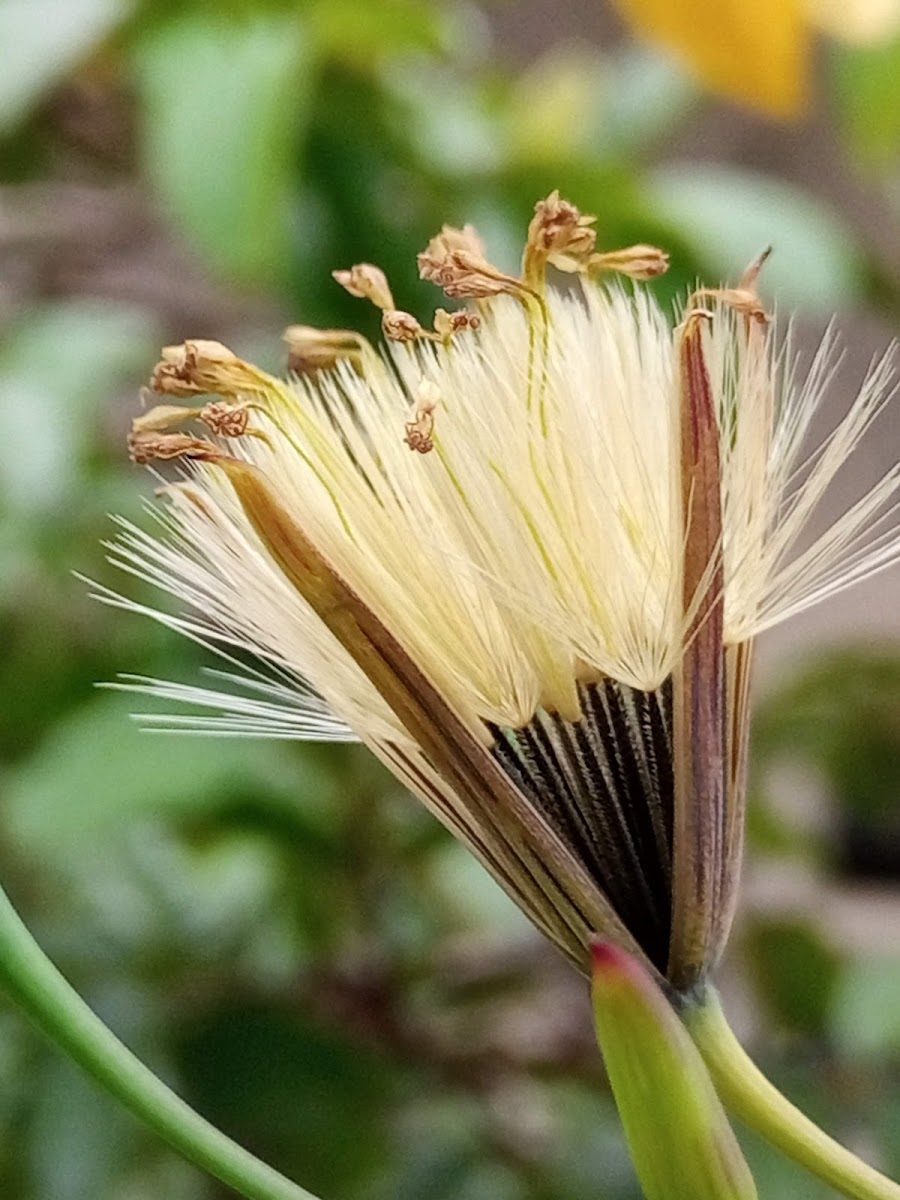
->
669, 312, 727, 991
591, 942, 757, 1200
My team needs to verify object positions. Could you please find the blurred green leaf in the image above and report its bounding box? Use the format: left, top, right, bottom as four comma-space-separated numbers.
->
112, 1157, 200, 1200
647, 165, 864, 310
430, 841, 530, 935
385, 60, 503, 175
833, 35, 900, 168
830, 958, 900, 1058
600, 47, 696, 155
179, 1007, 399, 1195
751, 648, 900, 873
385, 1093, 490, 1200
0, 301, 159, 516
504, 48, 606, 166
1, 693, 294, 864
537, 1081, 636, 1199
307, 0, 457, 61
744, 918, 841, 1037
0, 0, 131, 133
505, 45, 695, 166
873, 1090, 900, 1177
0, 1012, 30, 1120
26, 1057, 136, 1200
76, 824, 286, 959
131, 8, 314, 286
739, 1125, 832, 1200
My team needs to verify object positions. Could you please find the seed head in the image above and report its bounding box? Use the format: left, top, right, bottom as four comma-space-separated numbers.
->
108, 195, 900, 987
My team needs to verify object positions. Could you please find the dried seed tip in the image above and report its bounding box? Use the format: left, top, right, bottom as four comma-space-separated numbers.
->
433, 307, 481, 338
131, 404, 200, 433
382, 309, 424, 342
199, 400, 251, 438
151, 340, 269, 400
127, 430, 219, 465
282, 325, 364, 375
422, 253, 528, 300
332, 263, 395, 311
738, 245, 773, 292
523, 190, 597, 283
403, 379, 440, 454
587, 244, 670, 282
689, 248, 773, 326
418, 224, 529, 301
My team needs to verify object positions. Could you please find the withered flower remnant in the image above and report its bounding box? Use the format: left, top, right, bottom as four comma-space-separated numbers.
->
282, 325, 365, 376
417, 223, 531, 299
587, 244, 671, 283
150, 339, 274, 402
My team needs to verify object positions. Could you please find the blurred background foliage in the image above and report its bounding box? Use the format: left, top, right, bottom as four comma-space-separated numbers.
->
0, 0, 899, 1197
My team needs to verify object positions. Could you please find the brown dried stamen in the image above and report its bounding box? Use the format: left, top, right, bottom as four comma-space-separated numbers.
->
518, 192, 671, 293
523, 190, 597, 287
587, 244, 670, 283
332, 263, 395, 311
418, 223, 534, 301
199, 401, 252, 439
128, 431, 220, 465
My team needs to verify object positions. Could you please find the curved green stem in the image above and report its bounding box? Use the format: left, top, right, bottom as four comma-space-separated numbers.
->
685, 989, 900, 1200
0, 884, 319, 1200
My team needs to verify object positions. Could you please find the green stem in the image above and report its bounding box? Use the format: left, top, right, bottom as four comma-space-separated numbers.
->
685, 989, 900, 1200
0, 884, 319, 1200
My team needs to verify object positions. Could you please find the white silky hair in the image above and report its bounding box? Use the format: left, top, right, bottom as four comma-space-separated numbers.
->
103, 282, 900, 742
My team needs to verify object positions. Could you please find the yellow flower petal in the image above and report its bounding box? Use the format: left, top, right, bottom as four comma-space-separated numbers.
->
611, 0, 808, 117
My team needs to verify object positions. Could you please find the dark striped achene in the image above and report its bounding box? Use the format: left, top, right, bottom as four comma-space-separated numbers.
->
490, 678, 674, 973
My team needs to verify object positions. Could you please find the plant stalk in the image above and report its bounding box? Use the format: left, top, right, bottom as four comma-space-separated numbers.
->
0, 883, 319, 1200
685, 988, 900, 1200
